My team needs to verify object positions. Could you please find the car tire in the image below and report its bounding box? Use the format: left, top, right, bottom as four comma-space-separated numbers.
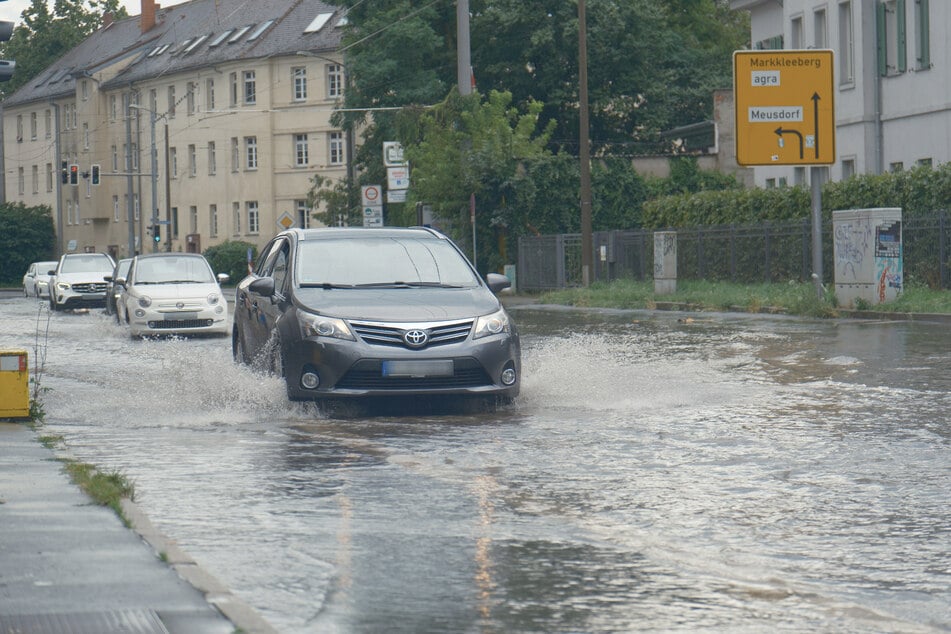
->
232, 328, 248, 364
49, 297, 60, 312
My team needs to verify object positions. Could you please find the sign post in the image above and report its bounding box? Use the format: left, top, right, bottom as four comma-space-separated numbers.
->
734, 49, 835, 299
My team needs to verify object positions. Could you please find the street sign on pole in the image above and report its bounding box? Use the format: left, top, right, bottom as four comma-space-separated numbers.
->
733, 49, 835, 166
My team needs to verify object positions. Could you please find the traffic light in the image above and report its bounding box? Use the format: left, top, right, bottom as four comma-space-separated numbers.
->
61, 161, 68, 184
152, 224, 161, 243
90, 164, 100, 185
68, 164, 79, 185
0, 21, 14, 83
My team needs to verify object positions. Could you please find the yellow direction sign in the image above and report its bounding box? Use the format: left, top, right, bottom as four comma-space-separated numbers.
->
733, 50, 835, 166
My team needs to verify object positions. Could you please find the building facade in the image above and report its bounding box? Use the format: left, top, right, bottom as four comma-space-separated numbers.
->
731, 0, 944, 188
1, 0, 349, 260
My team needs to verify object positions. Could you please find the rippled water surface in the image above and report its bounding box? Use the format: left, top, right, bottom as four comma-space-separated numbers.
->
2, 298, 949, 633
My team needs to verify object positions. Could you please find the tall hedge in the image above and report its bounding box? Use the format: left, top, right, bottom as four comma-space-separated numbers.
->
203, 240, 258, 284
642, 163, 951, 229
0, 203, 56, 285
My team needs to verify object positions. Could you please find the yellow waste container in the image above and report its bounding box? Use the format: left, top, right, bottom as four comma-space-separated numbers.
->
0, 349, 30, 419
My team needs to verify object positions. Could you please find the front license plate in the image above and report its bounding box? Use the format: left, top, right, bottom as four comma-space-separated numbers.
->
166, 312, 198, 321
382, 360, 453, 378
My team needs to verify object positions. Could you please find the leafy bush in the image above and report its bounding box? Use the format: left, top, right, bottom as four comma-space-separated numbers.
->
0, 203, 55, 285
203, 240, 258, 284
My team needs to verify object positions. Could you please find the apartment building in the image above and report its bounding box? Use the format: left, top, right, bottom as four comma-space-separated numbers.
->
731, 0, 943, 188
1, 0, 349, 260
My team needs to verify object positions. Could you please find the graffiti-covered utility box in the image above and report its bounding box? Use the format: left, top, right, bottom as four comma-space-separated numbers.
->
833, 208, 902, 307
0, 349, 30, 419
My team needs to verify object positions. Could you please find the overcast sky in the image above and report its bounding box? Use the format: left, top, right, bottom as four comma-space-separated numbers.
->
0, 0, 190, 24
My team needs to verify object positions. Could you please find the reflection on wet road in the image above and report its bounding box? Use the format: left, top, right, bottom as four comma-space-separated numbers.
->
2, 298, 948, 633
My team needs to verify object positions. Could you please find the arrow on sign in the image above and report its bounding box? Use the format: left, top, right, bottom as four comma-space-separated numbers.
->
774, 127, 804, 160
811, 92, 821, 159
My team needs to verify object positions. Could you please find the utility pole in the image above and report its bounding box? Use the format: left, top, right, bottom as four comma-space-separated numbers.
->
578, 0, 594, 286
129, 104, 160, 253
457, 0, 471, 96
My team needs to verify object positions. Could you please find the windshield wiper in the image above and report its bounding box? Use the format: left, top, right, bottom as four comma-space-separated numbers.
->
353, 281, 462, 288
298, 282, 355, 289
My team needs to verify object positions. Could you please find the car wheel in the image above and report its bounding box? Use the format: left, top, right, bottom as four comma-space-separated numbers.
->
268, 337, 285, 378
232, 328, 248, 364
49, 297, 60, 312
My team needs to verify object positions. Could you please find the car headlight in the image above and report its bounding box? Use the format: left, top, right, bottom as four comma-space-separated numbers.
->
299, 312, 355, 341
473, 308, 511, 339
56, 281, 70, 291
138, 295, 152, 308
207, 293, 220, 305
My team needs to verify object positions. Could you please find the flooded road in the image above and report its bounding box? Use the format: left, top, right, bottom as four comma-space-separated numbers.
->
1, 296, 948, 633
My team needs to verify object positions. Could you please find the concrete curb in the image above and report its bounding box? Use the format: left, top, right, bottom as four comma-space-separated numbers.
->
119, 499, 279, 634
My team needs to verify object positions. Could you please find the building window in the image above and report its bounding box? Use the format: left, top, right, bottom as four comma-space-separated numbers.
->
206, 78, 215, 110
247, 201, 260, 234
149, 88, 157, 115
16, 115, 22, 142
83, 122, 89, 149
838, 2, 854, 84
296, 199, 310, 229
30, 112, 37, 140
790, 15, 803, 49
243, 70, 256, 105
295, 134, 309, 166
229, 72, 238, 107
190, 205, 198, 234
814, 8, 827, 48
328, 131, 345, 165
31, 165, 39, 195
231, 137, 239, 172
110, 95, 117, 121
167, 85, 176, 117
327, 64, 343, 98
245, 136, 258, 169
210, 204, 218, 237
233, 202, 241, 235
878, 0, 907, 75
171, 206, 179, 238
131, 143, 139, 171
45, 109, 51, 139
186, 82, 196, 115
134, 193, 140, 222
112, 145, 118, 172
915, 0, 930, 70
81, 79, 88, 100
917, 157, 933, 168
113, 195, 120, 222
71, 103, 77, 128
889, 161, 904, 172
46, 163, 53, 192
188, 144, 197, 177
293, 67, 307, 101
208, 141, 217, 175
170, 147, 178, 178
17, 167, 23, 194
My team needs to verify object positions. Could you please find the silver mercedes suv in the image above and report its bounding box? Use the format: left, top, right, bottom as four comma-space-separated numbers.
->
49, 252, 116, 311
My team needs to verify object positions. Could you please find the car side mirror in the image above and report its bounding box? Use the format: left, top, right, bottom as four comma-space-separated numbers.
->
485, 272, 512, 294
217, 273, 230, 284
115, 277, 127, 286
47, 269, 56, 276
249, 276, 275, 296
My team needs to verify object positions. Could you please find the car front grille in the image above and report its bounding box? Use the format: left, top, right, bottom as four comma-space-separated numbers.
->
350, 319, 473, 349
72, 282, 108, 293
335, 358, 492, 390
148, 319, 214, 329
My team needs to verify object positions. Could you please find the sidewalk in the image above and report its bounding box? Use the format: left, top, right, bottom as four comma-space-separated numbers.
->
0, 421, 276, 634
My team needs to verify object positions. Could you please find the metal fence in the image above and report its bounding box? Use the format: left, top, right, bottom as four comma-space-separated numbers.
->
516, 211, 951, 292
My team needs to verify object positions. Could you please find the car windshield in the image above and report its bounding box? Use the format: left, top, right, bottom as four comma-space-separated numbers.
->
133, 256, 215, 284
60, 255, 114, 274
296, 237, 480, 288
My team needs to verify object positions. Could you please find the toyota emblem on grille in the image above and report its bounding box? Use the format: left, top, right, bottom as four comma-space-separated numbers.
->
403, 329, 429, 348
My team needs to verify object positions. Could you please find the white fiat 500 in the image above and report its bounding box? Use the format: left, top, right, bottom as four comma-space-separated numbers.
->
116, 253, 229, 338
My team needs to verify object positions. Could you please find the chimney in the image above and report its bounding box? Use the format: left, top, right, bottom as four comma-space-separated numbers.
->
103, 12, 114, 28
141, 0, 160, 34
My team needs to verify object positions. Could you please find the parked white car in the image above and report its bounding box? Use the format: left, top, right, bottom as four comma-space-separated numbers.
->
22, 261, 58, 298
116, 253, 229, 338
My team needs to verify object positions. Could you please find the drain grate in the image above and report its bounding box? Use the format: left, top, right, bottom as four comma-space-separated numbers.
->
0, 609, 169, 634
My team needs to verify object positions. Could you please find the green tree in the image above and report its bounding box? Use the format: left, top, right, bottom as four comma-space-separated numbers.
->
0, 0, 127, 98
0, 203, 55, 284
306, 174, 361, 227
400, 89, 554, 272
